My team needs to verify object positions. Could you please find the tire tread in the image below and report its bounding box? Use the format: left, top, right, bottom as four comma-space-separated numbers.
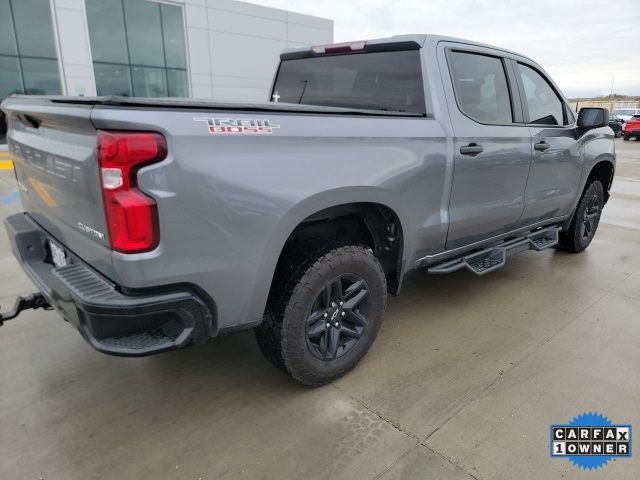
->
255, 242, 386, 386
557, 180, 604, 253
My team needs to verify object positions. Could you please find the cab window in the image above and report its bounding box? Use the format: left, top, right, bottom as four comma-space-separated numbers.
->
518, 63, 566, 126
448, 51, 513, 125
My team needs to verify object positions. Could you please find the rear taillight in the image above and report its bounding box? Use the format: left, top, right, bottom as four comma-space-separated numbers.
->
98, 131, 167, 253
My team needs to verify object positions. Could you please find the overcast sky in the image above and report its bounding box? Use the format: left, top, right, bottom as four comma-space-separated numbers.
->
248, 0, 639, 98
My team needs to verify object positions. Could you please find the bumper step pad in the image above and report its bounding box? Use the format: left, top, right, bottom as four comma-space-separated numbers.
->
428, 226, 560, 276
99, 329, 174, 350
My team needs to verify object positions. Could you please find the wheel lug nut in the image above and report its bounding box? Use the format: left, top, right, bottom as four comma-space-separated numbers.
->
341, 311, 345, 317
334, 322, 339, 327
339, 301, 344, 306
326, 322, 331, 328
331, 302, 336, 308
324, 312, 328, 318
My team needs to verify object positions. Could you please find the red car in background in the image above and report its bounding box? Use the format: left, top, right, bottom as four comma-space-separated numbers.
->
623, 114, 640, 141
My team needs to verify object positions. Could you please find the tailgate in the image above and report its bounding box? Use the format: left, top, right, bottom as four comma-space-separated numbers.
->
2, 97, 113, 275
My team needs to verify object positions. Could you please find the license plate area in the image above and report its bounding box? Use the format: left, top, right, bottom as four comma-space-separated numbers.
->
48, 240, 68, 268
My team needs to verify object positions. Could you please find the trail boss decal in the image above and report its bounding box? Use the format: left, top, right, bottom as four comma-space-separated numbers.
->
194, 117, 280, 134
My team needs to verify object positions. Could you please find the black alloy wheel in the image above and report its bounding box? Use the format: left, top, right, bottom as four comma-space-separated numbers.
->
580, 194, 600, 243
305, 274, 370, 361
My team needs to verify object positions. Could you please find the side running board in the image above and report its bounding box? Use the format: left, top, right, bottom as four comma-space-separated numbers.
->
428, 226, 560, 276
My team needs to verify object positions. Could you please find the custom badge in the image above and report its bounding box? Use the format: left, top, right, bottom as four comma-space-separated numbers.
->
194, 117, 280, 134
550, 412, 632, 470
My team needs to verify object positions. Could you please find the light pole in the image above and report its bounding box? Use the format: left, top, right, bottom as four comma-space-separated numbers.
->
610, 74, 615, 97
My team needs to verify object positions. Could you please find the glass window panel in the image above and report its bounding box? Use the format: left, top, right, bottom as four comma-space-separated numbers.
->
21, 58, 62, 95
88, 1, 188, 100
132, 66, 167, 97
518, 63, 565, 126
11, 0, 57, 58
161, 4, 186, 69
448, 51, 513, 124
274, 50, 426, 114
167, 68, 187, 97
94, 62, 133, 96
0, 0, 18, 56
0, 55, 23, 98
124, 0, 164, 67
86, 0, 129, 64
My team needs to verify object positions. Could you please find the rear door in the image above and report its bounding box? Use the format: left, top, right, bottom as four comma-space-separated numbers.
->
512, 60, 582, 224
438, 43, 532, 250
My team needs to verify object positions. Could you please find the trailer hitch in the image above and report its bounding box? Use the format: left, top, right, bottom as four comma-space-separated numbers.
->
0, 293, 52, 326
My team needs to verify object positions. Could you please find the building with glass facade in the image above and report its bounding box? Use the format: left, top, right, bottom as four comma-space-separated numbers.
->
0, 0, 333, 145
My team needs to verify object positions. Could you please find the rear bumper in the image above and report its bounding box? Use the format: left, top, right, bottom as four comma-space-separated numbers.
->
5, 213, 214, 356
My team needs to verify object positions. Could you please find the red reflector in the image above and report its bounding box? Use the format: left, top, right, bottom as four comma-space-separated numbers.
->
311, 41, 366, 55
98, 131, 167, 253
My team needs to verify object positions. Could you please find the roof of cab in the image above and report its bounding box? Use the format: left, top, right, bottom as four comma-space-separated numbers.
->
280, 33, 533, 64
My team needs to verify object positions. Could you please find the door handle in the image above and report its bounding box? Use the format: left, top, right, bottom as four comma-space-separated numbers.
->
460, 143, 483, 155
534, 141, 550, 151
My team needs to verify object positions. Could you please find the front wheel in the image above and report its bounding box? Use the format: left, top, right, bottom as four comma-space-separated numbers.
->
557, 180, 604, 253
255, 244, 386, 386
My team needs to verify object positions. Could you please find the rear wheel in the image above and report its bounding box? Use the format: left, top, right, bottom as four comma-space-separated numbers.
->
256, 244, 386, 386
557, 180, 604, 253
623, 133, 630, 141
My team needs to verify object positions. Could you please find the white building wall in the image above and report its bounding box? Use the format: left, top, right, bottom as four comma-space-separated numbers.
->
51, 0, 96, 96
51, 0, 333, 101
188, 0, 333, 101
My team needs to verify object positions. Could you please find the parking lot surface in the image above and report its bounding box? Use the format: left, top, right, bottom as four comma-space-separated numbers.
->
1, 139, 639, 480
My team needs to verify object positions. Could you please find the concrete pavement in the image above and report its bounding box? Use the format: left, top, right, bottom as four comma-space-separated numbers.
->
0, 139, 638, 479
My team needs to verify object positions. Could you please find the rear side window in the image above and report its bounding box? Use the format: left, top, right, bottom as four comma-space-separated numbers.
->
448, 51, 513, 125
272, 50, 426, 115
517, 63, 565, 126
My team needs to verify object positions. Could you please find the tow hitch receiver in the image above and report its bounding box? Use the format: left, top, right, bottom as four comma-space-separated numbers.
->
0, 293, 52, 326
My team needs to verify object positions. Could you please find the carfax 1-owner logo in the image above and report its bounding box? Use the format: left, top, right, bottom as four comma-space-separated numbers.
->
550, 412, 632, 470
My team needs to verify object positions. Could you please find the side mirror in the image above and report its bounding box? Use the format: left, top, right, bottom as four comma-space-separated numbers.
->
577, 107, 609, 130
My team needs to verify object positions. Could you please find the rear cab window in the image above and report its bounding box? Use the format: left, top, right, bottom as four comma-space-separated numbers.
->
272, 50, 426, 115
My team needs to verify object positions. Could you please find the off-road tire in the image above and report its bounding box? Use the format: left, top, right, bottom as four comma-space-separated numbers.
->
255, 243, 386, 386
557, 180, 604, 253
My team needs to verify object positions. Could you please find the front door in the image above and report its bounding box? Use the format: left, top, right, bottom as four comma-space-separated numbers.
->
513, 61, 583, 224
439, 45, 532, 250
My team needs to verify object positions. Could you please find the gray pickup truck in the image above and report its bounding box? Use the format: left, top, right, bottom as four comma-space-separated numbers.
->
1, 34, 615, 385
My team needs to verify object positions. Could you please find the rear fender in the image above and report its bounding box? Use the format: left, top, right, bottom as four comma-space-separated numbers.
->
245, 187, 409, 322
